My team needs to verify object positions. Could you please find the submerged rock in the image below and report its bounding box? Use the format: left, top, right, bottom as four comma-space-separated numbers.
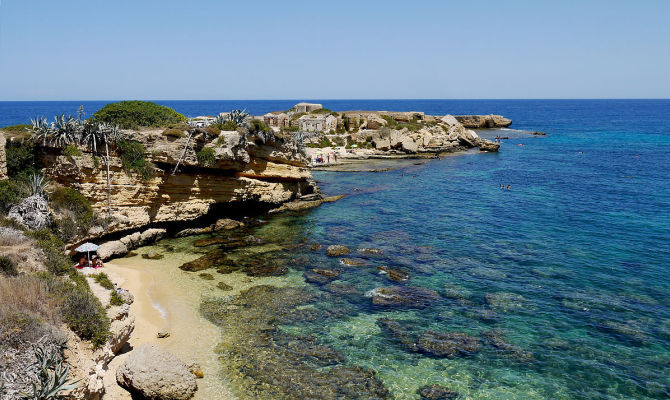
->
340, 257, 367, 267
357, 248, 383, 255
591, 319, 650, 345
417, 330, 481, 358
326, 245, 350, 257
192, 237, 228, 247
418, 384, 459, 399
377, 318, 419, 352
482, 330, 534, 362
485, 292, 527, 312
309, 243, 323, 251
198, 273, 214, 280
214, 218, 243, 231
368, 286, 441, 308
116, 344, 197, 400
304, 269, 340, 285
324, 282, 362, 297
141, 252, 164, 260
377, 266, 410, 282
216, 282, 233, 291
179, 249, 227, 272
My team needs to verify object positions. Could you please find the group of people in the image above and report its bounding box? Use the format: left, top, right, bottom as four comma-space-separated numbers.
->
76, 255, 104, 269
500, 184, 512, 190
313, 152, 337, 164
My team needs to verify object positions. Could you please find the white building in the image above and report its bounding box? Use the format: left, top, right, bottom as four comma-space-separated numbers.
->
293, 102, 323, 113
298, 114, 337, 133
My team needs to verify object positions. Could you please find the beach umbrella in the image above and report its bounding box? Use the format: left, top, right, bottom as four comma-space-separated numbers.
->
75, 242, 99, 261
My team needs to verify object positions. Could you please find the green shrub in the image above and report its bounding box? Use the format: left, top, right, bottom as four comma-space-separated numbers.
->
0, 255, 18, 276
290, 112, 306, 121
162, 128, 185, 138
0, 180, 25, 214
310, 108, 332, 114
62, 144, 82, 158
215, 120, 238, 131
93, 273, 114, 290
306, 138, 333, 148
0, 124, 32, 141
6, 141, 38, 181
51, 187, 93, 226
196, 147, 216, 167
205, 126, 221, 137
53, 217, 78, 243
93, 101, 186, 129
333, 136, 345, 146
109, 290, 124, 306
27, 229, 71, 276
283, 126, 299, 133
116, 139, 154, 180
248, 119, 270, 133
62, 289, 109, 347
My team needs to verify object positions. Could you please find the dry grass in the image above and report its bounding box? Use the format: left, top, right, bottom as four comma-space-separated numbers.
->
0, 226, 28, 246
0, 275, 62, 348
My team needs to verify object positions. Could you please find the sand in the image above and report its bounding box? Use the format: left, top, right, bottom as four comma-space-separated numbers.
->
99, 255, 235, 400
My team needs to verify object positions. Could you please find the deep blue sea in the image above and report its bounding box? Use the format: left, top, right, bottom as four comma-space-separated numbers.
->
3, 100, 670, 398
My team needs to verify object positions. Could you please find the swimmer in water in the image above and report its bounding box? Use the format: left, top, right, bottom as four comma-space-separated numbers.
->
506, 185, 511, 190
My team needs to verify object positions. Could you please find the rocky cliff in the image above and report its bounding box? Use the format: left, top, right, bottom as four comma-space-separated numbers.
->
455, 114, 512, 129
38, 128, 315, 239
0, 132, 6, 179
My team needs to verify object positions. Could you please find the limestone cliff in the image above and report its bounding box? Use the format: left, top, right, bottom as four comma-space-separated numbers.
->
0, 132, 7, 179
38, 128, 315, 238
455, 114, 512, 129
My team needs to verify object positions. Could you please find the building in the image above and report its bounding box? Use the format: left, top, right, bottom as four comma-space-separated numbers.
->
263, 112, 290, 128
293, 102, 323, 113
298, 114, 337, 133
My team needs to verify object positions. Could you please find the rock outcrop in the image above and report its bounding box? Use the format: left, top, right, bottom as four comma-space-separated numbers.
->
0, 132, 7, 179
96, 228, 166, 260
8, 195, 51, 230
116, 344, 197, 400
39, 127, 315, 238
455, 114, 512, 128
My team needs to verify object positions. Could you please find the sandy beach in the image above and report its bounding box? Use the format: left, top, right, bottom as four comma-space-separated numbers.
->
100, 255, 234, 400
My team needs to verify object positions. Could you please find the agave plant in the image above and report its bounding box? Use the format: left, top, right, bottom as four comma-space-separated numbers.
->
26, 173, 50, 198
227, 109, 250, 126
50, 114, 80, 147
22, 344, 79, 400
30, 117, 53, 145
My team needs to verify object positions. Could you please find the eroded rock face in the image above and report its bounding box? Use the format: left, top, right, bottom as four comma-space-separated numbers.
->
116, 344, 197, 400
39, 128, 313, 237
455, 114, 512, 128
8, 195, 51, 230
0, 132, 7, 179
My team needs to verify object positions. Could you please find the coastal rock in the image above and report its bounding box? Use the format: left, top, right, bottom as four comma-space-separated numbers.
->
179, 249, 226, 272
309, 243, 323, 251
377, 318, 419, 352
326, 245, 350, 257
140, 228, 167, 245
198, 273, 214, 280
455, 114, 512, 128
479, 140, 500, 152
217, 282, 233, 291
304, 269, 340, 285
120, 290, 135, 305
214, 218, 242, 231
357, 247, 383, 255
367, 286, 441, 308
418, 384, 459, 399
157, 330, 170, 339
97, 240, 129, 261
188, 363, 204, 379
377, 266, 410, 282
324, 282, 362, 297
116, 344, 197, 400
7, 195, 51, 230
417, 330, 481, 358
0, 132, 6, 179
440, 115, 460, 127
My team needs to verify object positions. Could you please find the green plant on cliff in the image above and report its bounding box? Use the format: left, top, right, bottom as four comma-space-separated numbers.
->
213, 117, 238, 131
0, 124, 32, 141
93, 101, 186, 129
50, 187, 93, 227
161, 128, 186, 138
196, 147, 217, 167
116, 139, 154, 180
62, 144, 82, 159
6, 141, 39, 181
0, 180, 26, 214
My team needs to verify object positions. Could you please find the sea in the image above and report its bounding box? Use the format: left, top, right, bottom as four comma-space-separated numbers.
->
2, 99, 670, 399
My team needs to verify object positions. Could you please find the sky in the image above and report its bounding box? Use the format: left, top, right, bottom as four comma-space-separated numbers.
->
0, 0, 668, 100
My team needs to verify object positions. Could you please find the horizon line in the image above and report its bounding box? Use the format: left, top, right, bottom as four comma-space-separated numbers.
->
1, 98, 669, 103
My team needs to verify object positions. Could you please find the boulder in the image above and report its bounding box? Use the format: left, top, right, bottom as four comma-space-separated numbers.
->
373, 137, 391, 151
366, 115, 387, 130
326, 245, 350, 257
418, 384, 459, 399
455, 115, 512, 128
142, 252, 164, 260
214, 218, 242, 231
116, 344, 197, 400
97, 240, 129, 261
340, 257, 366, 267
417, 330, 481, 358
440, 115, 460, 127
367, 286, 441, 308
304, 269, 340, 285
358, 248, 383, 255
400, 137, 419, 153
377, 266, 410, 282
8, 195, 51, 230
198, 273, 214, 280
479, 140, 500, 152
217, 282, 233, 291
140, 228, 166, 245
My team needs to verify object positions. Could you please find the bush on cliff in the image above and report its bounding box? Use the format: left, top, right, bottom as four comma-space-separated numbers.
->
162, 128, 186, 138
5, 141, 39, 181
0, 124, 32, 141
214, 120, 237, 131
116, 139, 154, 180
0, 180, 26, 214
93, 101, 186, 129
51, 187, 93, 225
196, 147, 216, 167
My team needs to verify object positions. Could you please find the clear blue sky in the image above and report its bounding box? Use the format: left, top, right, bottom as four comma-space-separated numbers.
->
0, 0, 668, 100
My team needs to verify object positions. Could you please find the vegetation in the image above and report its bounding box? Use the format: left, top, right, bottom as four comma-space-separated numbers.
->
26, 173, 50, 197
248, 119, 270, 133
0, 255, 18, 276
25, 342, 79, 399
306, 137, 334, 148
61, 288, 110, 347
116, 139, 154, 180
196, 147, 216, 167
310, 108, 333, 114
6, 141, 39, 181
205, 126, 221, 137
50, 187, 94, 241
0, 180, 25, 214
93, 101, 186, 129
62, 144, 82, 158
0, 123, 32, 140
227, 109, 250, 126
290, 112, 306, 121
109, 290, 124, 307
216, 120, 238, 131
93, 273, 114, 290
161, 128, 186, 138
283, 126, 299, 133
332, 135, 346, 146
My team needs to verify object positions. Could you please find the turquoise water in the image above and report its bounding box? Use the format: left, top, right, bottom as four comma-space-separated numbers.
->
201, 100, 670, 399
6, 99, 670, 398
